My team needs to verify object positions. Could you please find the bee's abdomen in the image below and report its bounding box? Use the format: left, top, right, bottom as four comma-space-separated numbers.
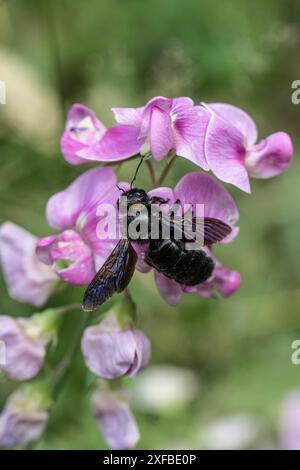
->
146, 239, 215, 286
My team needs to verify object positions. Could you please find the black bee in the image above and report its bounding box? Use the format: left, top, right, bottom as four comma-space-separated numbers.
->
82, 187, 231, 311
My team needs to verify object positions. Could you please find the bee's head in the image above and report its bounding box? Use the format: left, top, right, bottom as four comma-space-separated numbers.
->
118, 188, 149, 208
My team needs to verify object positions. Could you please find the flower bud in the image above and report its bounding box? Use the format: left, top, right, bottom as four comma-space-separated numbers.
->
91, 388, 139, 450
81, 312, 150, 380
0, 309, 60, 381
0, 384, 51, 447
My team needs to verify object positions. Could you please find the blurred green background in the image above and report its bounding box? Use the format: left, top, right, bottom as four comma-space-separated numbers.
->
0, 0, 300, 449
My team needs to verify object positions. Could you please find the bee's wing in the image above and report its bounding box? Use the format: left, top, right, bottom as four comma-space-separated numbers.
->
163, 215, 232, 246
200, 217, 232, 245
82, 238, 137, 312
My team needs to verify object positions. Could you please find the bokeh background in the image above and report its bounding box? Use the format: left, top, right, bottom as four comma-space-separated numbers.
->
0, 0, 300, 449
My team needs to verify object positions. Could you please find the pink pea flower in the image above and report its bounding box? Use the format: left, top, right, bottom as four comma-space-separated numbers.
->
61, 103, 144, 165
65, 97, 209, 168
278, 390, 300, 450
0, 385, 50, 447
0, 222, 57, 307
81, 313, 150, 379
112, 96, 209, 167
141, 172, 240, 305
0, 312, 56, 381
36, 167, 121, 285
91, 387, 140, 450
203, 103, 293, 192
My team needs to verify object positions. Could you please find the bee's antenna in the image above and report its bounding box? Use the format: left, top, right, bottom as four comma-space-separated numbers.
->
116, 183, 123, 191
130, 156, 145, 188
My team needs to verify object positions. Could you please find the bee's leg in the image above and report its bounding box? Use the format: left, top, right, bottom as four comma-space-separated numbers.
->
149, 196, 170, 205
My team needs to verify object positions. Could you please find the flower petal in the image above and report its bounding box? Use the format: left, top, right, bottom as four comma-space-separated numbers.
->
78, 125, 144, 162
60, 104, 106, 165
0, 316, 46, 381
154, 271, 183, 305
174, 172, 239, 242
91, 388, 139, 450
37, 231, 95, 286
46, 167, 117, 230
111, 106, 144, 127
0, 222, 57, 307
204, 108, 251, 193
174, 105, 210, 170
149, 107, 173, 161
81, 322, 137, 379
208, 103, 258, 146
245, 132, 293, 179
196, 265, 241, 298
279, 391, 300, 450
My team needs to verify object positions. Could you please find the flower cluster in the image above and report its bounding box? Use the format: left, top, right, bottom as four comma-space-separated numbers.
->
0, 94, 292, 449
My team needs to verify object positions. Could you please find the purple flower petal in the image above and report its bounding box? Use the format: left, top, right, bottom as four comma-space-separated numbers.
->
81, 315, 150, 379
174, 105, 210, 170
204, 107, 251, 192
61, 104, 106, 165
174, 172, 239, 242
91, 388, 139, 450
0, 222, 57, 307
246, 132, 293, 179
128, 330, 151, 377
196, 265, 241, 298
46, 167, 117, 230
37, 230, 95, 285
149, 106, 173, 161
78, 125, 144, 162
154, 271, 183, 305
0, 387, 49, 447
112, 106, 144, 127
0, 316, 47, 381
208, 103, 258, 146
279, 391, 300, 450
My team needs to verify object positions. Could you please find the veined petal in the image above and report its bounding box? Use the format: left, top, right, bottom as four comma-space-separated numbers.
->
154, 271, 183, 305
0, 222, 57, 307
174, 105, 210, 170
78, 125, 144, 162
61, 103, 106, 165
174, 172, 239, 242
208, 103, 258, 147
37, 231, 95, 285
111, 106, 144, 127
149, 107, 173, 161
245, 132, 293, 179
46, 167, 117, 230
204, 108, 250, 193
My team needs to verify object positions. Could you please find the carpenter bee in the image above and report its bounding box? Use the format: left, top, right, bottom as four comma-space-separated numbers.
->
82, 180, 231, 312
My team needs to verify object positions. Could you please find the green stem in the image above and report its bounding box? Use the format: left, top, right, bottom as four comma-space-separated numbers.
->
157, 153, 177, 185
145, 160, 156, 186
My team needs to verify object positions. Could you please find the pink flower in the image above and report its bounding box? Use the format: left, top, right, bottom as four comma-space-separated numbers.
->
36, 167, 121, 285
64, 97, 210, 168
81, 313, 150, 379
140, 172, 240, 305
278, 390, 300, 450
203, 103, 293, 192
112, 96, 209, 167
61, 103, 143, 165
91, 388, 140, 450
0, 222, 57, 307
0, 385, 50, 447
0, 315, 51, 380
